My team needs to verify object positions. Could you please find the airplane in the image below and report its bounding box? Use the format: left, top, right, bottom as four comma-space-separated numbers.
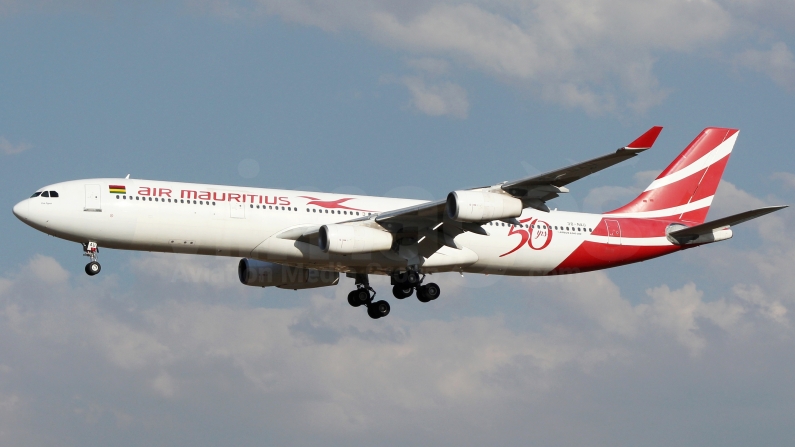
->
12, 127, 786, 319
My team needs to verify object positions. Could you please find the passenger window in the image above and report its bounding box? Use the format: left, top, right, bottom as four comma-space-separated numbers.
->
250, 204, 253, 208
180, 199, 184, 203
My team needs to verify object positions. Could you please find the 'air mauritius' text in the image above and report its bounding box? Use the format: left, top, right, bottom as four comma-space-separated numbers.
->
137, 187, 290, 205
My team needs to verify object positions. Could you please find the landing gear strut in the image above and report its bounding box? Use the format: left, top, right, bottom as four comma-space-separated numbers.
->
83, 242, 101, 276
347, 273, 390, 319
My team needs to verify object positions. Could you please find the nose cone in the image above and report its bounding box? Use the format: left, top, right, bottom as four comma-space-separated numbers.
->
12, 199, 29, 222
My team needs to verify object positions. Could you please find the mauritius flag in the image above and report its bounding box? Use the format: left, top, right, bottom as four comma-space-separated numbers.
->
109, 185, 126, 194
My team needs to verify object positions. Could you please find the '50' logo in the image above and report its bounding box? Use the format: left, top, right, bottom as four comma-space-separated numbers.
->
499, 218, 553, 257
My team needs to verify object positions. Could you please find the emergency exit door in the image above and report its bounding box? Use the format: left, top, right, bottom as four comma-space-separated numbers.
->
84, 184, 101, 212
230, 202, 245, 219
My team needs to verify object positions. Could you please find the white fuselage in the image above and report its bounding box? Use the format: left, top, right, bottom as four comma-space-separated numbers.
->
13, 179, 614, 277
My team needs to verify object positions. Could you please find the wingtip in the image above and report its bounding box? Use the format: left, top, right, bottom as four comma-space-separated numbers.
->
626, 126, 663, 150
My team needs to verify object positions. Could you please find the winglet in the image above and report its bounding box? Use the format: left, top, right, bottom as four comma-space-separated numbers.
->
624, 126, 663, 150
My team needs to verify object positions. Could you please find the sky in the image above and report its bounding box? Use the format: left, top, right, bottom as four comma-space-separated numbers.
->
1, 1, 795, 445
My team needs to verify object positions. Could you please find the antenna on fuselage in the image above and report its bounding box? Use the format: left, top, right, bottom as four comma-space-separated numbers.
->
125, 174, 130, 179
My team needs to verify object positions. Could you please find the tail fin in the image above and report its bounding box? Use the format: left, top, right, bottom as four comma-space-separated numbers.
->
607, 127, 738, 223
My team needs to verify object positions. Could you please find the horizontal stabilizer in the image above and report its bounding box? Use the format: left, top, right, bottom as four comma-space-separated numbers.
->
668, 205, 787, 243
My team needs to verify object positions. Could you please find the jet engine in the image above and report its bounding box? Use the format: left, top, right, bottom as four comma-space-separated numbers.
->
318, 224, 394, 254
446, 190, 523, 222
238, 259, 339, 289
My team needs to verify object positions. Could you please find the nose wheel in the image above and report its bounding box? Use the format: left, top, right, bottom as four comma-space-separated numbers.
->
82, 241, 101, 276
85, 261, 101, 276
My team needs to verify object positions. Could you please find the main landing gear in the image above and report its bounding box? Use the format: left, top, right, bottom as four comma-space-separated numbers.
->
346, 270, 441, 319
83, 241, 101, 276
347, 273, 391, 320
391, 270, 440, 303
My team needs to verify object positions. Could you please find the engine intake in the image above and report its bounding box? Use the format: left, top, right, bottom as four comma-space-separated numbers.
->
238, 259, 339, 290
318, 224, 394, 254
446, 190, 523, 222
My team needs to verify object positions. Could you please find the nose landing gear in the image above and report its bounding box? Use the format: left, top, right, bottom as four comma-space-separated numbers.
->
83, 242, 101, 276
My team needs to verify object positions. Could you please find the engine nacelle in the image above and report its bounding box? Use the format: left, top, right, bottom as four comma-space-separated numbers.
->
318, 224, 394, 254
446, 190, 523, 222
238, 259, 339, 290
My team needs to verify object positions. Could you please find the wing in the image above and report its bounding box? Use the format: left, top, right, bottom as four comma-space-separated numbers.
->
372, 127, 663, 257
501, 126, 662, 209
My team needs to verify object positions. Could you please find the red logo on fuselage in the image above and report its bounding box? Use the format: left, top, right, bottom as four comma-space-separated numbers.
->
299, 196, 372, 212
499, 217, 553, 257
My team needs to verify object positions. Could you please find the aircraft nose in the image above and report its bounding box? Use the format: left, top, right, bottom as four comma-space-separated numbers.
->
12, 199, 29, 221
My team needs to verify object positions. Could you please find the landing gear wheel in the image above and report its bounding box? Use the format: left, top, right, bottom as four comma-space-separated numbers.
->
423, 282, 440, 301
82, 241, 101, 276
367, 300, 390, 319
392, 284, 413, 299
350, 288, 371, 307
406, 271, 420, 286
348, 290, 365, 307
417, 286, 431, 303
85, 261, 101, 276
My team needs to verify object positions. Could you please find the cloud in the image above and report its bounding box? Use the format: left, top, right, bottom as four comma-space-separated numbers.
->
183, 0, 750, 114
771, 171, 795, 189
6, 1, 795, 114
1, 182, 795, 445
406, 57, 449, 77
400, 76, 469, 119
735, 42, 795, 91
0, 137, 31, 155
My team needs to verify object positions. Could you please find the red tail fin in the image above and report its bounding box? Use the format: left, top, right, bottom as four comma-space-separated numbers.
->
607, 127, 739, 224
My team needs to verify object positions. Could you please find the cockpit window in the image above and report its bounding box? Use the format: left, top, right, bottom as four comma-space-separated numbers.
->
41, 191, 50, 197
49, 191, 59, 197
30, 192, 41, 198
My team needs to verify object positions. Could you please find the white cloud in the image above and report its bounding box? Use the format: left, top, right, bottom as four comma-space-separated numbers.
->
735, 42, 795, 91
771, 171, 795, 189
400, 76, 469, 119
5, 0, 795, 115
640, 283, 746, 355
183, 0, 750, 114
2, 183, 795, 446
406, 57, 449, 77
0, 137, 31, 155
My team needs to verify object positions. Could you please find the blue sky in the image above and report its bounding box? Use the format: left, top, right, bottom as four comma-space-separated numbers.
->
1, 1, 795, 446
